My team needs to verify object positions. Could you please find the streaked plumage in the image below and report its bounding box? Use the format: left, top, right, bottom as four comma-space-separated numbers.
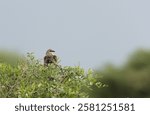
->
44, 49, 57, 66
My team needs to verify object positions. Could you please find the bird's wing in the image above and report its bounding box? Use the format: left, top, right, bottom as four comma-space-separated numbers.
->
53, 55, 57, 62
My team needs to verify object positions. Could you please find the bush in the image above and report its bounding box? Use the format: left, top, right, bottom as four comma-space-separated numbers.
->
0, 51, 98, 98
90, 49, 150, 98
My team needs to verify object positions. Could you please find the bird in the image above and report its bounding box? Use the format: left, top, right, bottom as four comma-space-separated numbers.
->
44, 49, 67, 82
44, 49, 57, 66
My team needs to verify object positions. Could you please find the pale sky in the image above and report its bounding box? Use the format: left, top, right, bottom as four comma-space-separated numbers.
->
0, 0, 150, 69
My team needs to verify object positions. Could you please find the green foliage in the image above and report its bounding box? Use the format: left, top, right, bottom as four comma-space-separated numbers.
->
0, 51, 98, 98
90, 49, 150, 98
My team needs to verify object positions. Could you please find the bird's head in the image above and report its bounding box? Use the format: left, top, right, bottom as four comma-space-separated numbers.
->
46, 49, 55, 56
47, 49, 55, 52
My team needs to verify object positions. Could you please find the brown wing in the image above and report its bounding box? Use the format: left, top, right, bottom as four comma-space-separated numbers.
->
53, 55, 57, 63
44, 55, 53, 66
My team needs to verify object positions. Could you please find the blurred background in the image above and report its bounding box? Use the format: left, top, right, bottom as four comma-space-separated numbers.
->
0, 0, 150, 97
90, 49, 150, 97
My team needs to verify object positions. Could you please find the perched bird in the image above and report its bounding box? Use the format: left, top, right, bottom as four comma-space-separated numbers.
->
44, 49, 57, 66
44, 49, 65, 82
